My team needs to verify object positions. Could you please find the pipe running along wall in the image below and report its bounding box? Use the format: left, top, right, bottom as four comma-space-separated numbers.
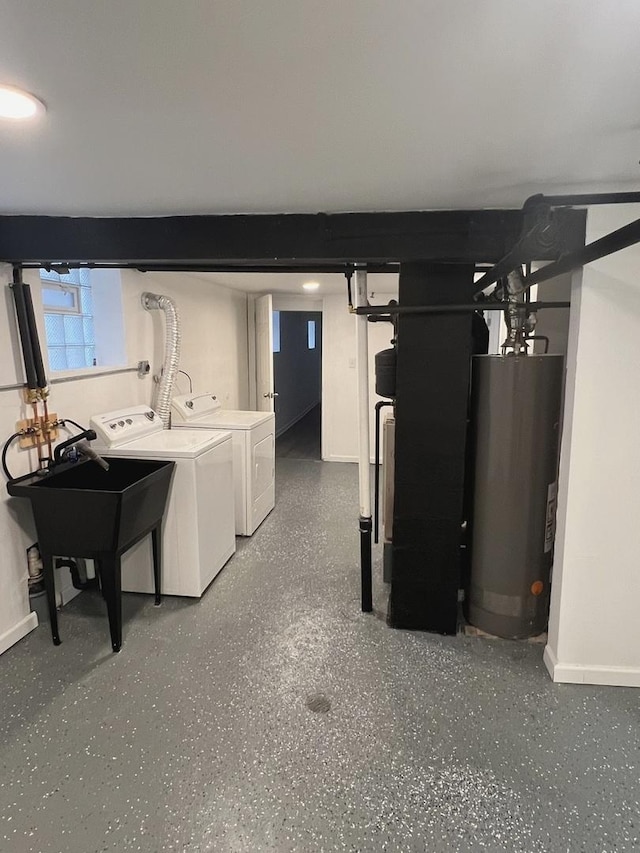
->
141, 292, 181, 428
354, 267, 373, 612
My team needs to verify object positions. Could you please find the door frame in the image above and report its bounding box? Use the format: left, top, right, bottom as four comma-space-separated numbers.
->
248, 293, 325, 456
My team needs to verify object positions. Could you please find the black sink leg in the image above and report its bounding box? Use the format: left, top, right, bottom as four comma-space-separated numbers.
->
152, 523, 162, 606
41, 552, 61, 646
100, 556, 122, 653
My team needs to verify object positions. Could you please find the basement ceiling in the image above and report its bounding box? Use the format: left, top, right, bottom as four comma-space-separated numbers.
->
184, 271, 399, 296
1, 1, 640, 216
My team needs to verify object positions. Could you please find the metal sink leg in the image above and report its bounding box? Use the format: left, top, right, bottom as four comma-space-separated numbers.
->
98, 556, 122, 653
152, 523, 162, 606
41, 552, 61, 645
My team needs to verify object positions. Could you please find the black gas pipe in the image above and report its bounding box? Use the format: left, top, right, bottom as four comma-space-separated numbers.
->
374, 401, 394, 544
355, 301, 569, 317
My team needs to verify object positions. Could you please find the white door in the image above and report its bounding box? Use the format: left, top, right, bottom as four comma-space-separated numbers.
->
255, 294, 276, 412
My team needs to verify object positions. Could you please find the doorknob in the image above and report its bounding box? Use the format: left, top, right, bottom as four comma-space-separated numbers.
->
263, 392, 279, 398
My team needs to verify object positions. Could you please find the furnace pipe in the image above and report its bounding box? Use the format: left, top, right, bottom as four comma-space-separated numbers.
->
524, 217, 640, 287
476, 191, 640, 299
354, 267, 373, 613
524, 191, 640, 209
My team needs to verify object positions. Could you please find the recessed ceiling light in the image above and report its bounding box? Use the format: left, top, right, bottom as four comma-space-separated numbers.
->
303, 282, 320, 291
0, 85, 45, 120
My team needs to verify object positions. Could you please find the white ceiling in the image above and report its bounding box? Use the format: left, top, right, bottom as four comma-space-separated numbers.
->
152, 271, 399, 296
1, 1, 640, 216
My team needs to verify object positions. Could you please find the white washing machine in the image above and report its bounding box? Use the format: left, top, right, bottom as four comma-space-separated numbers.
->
171, 393, 275, 536
90, 405, 236, 597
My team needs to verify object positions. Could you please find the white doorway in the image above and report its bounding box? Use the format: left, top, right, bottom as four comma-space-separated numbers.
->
251, 293, 324, 460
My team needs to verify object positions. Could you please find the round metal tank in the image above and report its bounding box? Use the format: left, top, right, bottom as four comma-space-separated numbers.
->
375, 347, 396, 398
466, 354, 564, 639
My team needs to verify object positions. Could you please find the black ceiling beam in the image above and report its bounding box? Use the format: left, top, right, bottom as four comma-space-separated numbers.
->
21, 261, 400, 275
0, 209, 586, 266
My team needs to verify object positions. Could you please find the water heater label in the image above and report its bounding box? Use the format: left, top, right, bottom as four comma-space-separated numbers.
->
544, 481, 558, 553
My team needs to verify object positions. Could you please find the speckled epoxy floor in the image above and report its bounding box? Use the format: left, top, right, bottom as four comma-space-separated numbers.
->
0, 460, 638, 853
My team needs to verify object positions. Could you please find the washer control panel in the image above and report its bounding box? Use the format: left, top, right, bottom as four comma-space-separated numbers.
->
172, 392, 222, 421
90, 405, 164, 447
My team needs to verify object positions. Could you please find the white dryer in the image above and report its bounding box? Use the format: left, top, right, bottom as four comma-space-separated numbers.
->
90, 405, 236, 597
171, 393, 275, 536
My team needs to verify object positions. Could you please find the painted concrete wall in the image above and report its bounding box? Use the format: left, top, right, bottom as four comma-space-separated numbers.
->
0, 268, 249, 656
545, 205, 640, 687
273, 311, 321, 436
271, 291, 397, 462
532, 273, 572, 357
322, 294, 397, 463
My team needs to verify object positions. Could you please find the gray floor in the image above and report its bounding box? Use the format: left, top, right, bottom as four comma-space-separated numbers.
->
0, 460, 638, 853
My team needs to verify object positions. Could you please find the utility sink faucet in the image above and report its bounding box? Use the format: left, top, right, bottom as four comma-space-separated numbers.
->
53, 430, 110, 471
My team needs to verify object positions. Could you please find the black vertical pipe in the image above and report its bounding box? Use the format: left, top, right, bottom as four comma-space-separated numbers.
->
11, 269, 38, 390
374, 400, 394, 544
22, 281, 47, 389
360, 516, 373, 612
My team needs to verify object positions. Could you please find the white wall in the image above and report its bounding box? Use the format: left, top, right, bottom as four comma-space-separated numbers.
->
545, 204, 640, 687
532, 272, 572, 357
0, 268, 249, 656
322, 294, 396, 463
127, 272, 249, 407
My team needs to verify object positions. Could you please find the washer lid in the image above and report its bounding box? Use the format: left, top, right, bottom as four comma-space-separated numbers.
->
174, 409, 274, 431
100, 428, 232, 459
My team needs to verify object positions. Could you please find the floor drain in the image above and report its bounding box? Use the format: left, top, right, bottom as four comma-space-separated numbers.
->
306, 693, 331, 714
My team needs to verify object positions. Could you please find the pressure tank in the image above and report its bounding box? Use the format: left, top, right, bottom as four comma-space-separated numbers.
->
466, 354, 564, 639
375, 347, 396, 398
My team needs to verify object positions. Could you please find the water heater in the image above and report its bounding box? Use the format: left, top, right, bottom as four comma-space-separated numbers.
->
466, 354, 564, 639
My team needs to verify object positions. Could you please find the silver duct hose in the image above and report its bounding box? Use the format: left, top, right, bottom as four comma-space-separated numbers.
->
142, 292, 181, 428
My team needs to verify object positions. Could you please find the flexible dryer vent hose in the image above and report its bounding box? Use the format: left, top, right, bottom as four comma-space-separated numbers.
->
141, 292, 181, 429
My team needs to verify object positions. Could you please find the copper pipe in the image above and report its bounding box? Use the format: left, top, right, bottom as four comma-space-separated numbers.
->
42, 399, 53, 465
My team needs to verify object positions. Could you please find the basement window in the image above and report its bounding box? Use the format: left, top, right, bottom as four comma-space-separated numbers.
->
307, 320, 316, 349
39, 268, 126, 373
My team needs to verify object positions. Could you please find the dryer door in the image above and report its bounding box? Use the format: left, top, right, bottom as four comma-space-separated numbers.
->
251, 430, 275, 533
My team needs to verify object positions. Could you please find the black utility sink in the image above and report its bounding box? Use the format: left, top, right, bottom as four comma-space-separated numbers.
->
8, 457, 175, 652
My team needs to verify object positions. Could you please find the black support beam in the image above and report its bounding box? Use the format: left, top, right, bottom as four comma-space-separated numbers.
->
390, 263, 477, 633
0, 209, 585, 266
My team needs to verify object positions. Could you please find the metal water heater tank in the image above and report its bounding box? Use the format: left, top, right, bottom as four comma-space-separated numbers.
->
466, 354, 564, 639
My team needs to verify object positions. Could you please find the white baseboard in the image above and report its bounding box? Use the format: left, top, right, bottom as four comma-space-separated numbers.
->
322, 454, 379, 464
0, 611, 38, 657
544, 644, 640, 688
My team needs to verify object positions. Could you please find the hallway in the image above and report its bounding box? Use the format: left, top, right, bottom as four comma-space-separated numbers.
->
0, 460, 637, 853
275, 405, 321, 461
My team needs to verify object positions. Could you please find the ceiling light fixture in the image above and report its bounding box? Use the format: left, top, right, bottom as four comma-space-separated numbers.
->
0, 85, 45, 120
302, 282, 320, 291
